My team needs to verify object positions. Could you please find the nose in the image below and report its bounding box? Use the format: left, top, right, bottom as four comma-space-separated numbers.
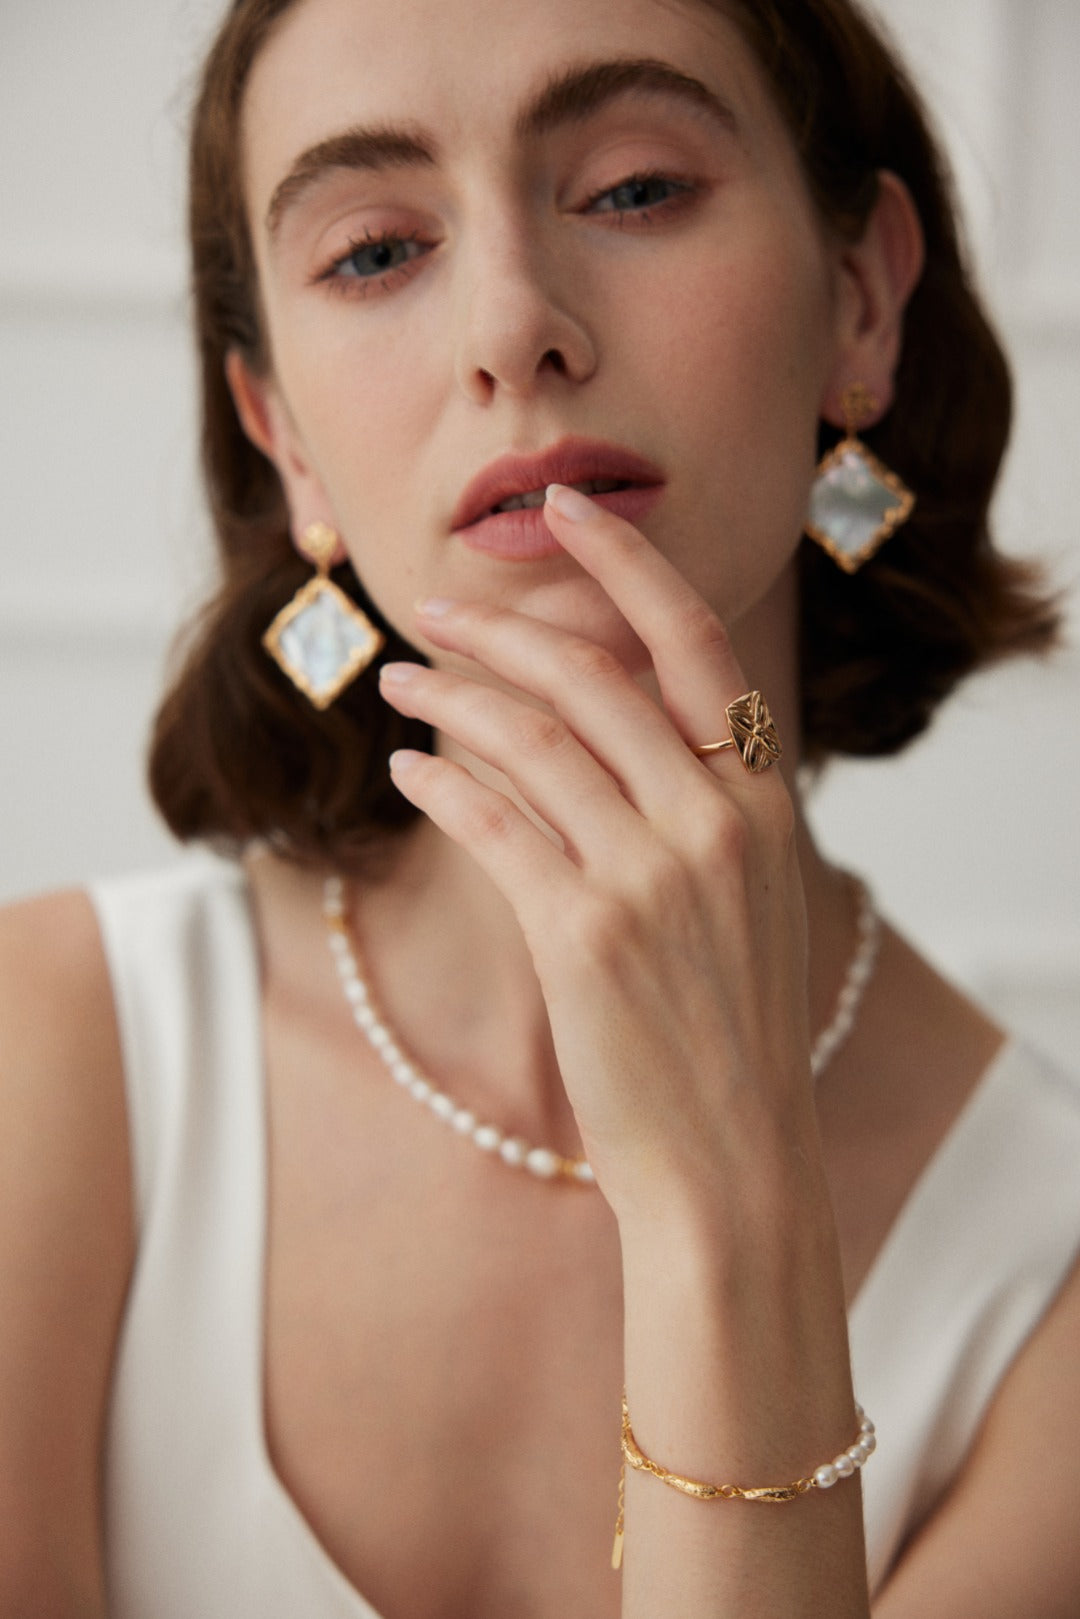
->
452, 221, 597, 403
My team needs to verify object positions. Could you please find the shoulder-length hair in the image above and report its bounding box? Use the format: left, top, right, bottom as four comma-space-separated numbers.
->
149, 0, 1060, 869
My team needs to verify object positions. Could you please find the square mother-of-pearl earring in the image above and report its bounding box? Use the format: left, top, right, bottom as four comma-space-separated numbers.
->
805, 385, 915, 573
263, 521, 385, 708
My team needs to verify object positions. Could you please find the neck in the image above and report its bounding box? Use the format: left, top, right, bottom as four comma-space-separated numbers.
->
355, 810, 577, 1147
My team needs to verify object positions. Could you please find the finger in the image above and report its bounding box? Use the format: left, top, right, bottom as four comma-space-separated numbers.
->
543, 484, 784, 784
410, 599, 709, 823
378, 662, 649, 873
386, 749, 578, 936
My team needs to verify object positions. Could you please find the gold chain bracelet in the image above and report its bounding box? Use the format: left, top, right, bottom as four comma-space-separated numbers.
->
612, 1391, 876, 1569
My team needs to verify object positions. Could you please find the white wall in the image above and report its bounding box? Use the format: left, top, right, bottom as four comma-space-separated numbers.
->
1, 0, 223, 886
1, 2, 1078, 1066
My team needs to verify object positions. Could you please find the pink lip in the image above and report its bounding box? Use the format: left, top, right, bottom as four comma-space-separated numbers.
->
458, 484, 665, 560
450, 435, 666, 555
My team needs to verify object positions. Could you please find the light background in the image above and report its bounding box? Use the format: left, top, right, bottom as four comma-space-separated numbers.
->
1, 1, 1078, 1065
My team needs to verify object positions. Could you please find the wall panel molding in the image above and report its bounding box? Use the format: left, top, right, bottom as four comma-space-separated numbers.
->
0, 247, 186, 318
0, 590, 179, 650
1009, 276, 1080, 343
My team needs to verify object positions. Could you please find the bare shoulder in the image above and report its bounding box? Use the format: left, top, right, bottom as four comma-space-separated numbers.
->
0, 885, 124, 1064
874, 1245, 1080, 1618
0, 887, 129, 1187
0, 888, 133, 1614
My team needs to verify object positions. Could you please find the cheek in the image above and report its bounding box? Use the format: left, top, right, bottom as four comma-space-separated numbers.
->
271, 312, 454, 624
646, 233, 832, 606
278, 321, 438, 500
675, 231, 831, 450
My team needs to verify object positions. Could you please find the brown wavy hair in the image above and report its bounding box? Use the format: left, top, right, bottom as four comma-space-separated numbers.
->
149, 0, 1060, 867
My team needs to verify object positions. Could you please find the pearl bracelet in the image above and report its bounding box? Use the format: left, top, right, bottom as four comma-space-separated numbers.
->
612, 1393, 876, 1569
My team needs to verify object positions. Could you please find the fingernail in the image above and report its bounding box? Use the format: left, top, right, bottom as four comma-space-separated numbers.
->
388, 748, 425, 772
415, 596, 459, 618
378, 662, 417, 686
546, 483, 597, 521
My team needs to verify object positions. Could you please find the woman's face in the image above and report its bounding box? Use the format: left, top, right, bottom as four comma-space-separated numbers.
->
236, 0, 859, 674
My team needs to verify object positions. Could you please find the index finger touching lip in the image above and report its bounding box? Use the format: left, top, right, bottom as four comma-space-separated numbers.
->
544, 483, 762, 762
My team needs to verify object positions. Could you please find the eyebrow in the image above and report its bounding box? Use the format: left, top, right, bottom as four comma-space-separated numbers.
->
264, 57, 739, 239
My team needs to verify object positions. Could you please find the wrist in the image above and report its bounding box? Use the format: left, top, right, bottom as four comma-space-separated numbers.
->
615, 1156, 853, 1467
609, 1112, 838, 1266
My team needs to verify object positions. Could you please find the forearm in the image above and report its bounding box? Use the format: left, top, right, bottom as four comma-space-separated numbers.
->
616, 1144, 871, 1619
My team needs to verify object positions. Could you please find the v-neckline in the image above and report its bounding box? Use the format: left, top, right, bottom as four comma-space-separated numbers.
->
234, 864, 1018, 1617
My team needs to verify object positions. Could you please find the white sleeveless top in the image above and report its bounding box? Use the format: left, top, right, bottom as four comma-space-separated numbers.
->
90, 858, 1080, 1613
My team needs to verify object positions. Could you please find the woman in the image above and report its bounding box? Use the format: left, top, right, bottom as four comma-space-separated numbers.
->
1, 0, 1078, 1614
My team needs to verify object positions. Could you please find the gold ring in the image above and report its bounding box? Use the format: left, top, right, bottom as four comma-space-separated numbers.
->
691, 691, 782, 774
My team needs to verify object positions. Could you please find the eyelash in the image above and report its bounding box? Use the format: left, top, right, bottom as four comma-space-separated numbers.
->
314, 169, 698, 298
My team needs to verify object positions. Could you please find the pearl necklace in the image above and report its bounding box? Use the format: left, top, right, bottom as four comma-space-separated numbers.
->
322, 874, 880, 1186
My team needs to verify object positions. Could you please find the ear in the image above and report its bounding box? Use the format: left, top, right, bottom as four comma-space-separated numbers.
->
822, 171, 926, 429
224, 349, 345, 557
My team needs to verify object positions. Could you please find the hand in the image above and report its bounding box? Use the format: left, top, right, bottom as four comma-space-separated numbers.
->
377, 486, 810, 1218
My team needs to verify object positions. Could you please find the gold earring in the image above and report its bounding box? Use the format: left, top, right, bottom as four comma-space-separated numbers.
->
805, 383, 915, 573
262, 522, 385, 709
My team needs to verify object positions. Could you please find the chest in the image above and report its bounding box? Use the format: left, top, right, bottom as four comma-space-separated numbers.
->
263, 1030, 627, 1619
258, 982, 965, 1619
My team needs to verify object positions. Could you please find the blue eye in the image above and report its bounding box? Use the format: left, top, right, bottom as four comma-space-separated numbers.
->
332, 230, 426, 280
587, 172, 694, 220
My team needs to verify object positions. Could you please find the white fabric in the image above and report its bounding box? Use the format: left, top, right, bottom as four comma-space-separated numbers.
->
90, 858, 1080, 1614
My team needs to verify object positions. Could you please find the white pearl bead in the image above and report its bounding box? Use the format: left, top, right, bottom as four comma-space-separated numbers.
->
847, 1443, 868, 1467
572, 1161, 596, 1183
429, 1092, 455, 1120
354, 1006, 378, 1032
814, 1464, 839, 1489
344, 979, 368, 1005
369, 1025, 393, 1052
499, 1137, 528, 1166
409, 1078, 432, 1102
391, 1060, 415, 1086
328, 931, 349, 956
860, 1431, 876, 1454
834, 1454, 855, 1478
472, 1124, 502, 1151
525, 1148, 560, 1178
452, 1109, 477, 1134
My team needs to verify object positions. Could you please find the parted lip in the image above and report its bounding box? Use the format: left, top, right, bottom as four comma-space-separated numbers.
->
449, 436, 666, 531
